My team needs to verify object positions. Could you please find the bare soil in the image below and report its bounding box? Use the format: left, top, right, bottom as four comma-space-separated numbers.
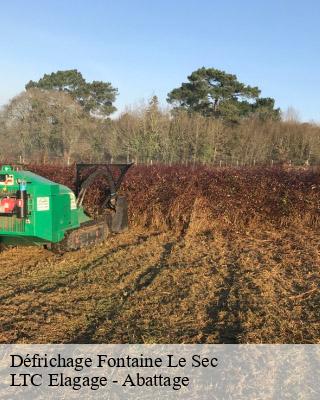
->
1, 219, 319, 344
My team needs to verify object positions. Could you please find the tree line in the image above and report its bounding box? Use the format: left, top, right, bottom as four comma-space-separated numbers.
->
0, 69, 318, 165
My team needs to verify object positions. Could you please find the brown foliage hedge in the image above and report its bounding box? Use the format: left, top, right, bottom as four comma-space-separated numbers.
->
27, 164, 320, 230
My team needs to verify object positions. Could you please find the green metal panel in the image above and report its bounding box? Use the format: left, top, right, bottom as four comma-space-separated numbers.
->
0, 165, 90, 246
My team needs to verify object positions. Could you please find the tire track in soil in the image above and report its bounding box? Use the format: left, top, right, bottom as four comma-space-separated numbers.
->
71, 210, 195, 343
71, 240, 176, 343
203, 263, 242, 343
0, 233, 161, 302
202, 233, 244, 344
0, 252, 51, 281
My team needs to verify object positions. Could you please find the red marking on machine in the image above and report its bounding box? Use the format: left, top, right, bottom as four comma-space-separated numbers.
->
0, 197, 17, 213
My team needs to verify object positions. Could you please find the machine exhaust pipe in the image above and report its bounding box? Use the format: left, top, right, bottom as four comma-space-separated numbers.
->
16, 181, 28, 219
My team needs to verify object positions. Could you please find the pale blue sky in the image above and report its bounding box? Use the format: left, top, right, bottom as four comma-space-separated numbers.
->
0, 0, 319, 121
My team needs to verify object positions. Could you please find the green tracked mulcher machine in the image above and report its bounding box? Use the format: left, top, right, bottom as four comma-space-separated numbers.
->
0, 163, 132, 251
